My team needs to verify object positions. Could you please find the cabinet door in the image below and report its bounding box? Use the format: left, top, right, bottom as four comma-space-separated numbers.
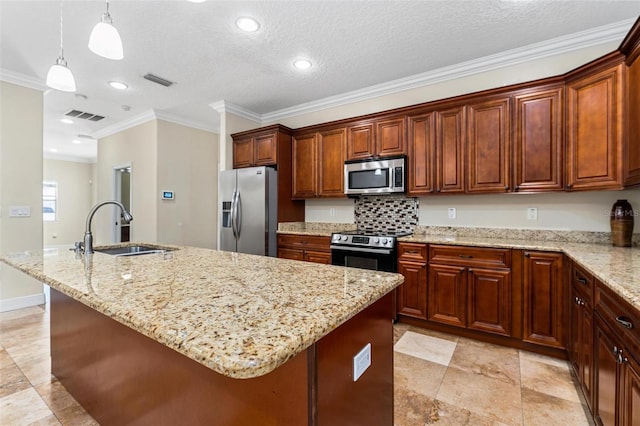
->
347, 123, 374, 160
407, 113, 435, 195
623, 355, 640, 426
278, 248, 304, 261
570, 288, 594, 409
254, 133, 277, 166
435, 106, 465, 193
376, 117, 406, 157
318, 128, 346, 197
233, 137, 254, 168
513, 87, 564, 192
428, 263, 466, 327
467, 267, 512, 337
304, 250, 331, 265
397, 260, 427, 319
566, 64, 623, 190
292, 133, 318, 198
467, 97, 511, 193
522, 251, 564, 348
595, 317, 619, 426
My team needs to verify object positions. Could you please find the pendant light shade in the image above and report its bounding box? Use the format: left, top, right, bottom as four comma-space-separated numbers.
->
88, 1, 123, 60
46, 2, 76, 92
46, 57, 76, 92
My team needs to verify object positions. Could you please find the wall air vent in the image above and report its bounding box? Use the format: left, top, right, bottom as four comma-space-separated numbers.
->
143, 73, 174, 87
64, 109, 105, 122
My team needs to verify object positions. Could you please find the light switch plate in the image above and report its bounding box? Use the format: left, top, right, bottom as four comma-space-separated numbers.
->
448, 207, 456, 219
527, 207, 538, 221
353, 343, 371, 381
9, 206, 30, 217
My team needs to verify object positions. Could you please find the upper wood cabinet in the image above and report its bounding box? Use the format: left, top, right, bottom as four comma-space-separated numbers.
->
231, 125, 293, 169
292, 128, 346, 199
513, 85, 564, 192
466, 96, 511, 193
435, 106, 466, 194
566, 57, 625, 191
407, 112, 435, 195
346, 116, 406, 160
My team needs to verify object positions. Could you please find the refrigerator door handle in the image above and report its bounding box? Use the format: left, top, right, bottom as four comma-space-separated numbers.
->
230, 191, 238, 239
235, 191, 242, 239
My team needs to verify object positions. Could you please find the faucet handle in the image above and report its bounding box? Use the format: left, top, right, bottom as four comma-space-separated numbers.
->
75, 241, 84, 253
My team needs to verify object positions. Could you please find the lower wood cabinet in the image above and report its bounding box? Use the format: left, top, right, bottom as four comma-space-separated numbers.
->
396, 243, 428, 319
427, 245, 513, 337
522, 251, 565, 348
277, 234, 331, 265
593, 280, 640, 426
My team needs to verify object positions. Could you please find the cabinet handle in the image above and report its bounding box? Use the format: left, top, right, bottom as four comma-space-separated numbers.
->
576, 277, 588, 285
524, 252, 530, 257
406, 250, 419, 254
459, 254, 473, 259
615, 316, 634, 329
468, 268, 473, 273
437, 188, 441, 193
566, 183, 573, 189
505, 185, 509, 191
429, 189, 434, 193
514, 185, 520, 191
615, 348, 625, 365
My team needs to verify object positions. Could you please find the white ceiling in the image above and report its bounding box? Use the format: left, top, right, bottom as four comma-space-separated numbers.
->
1, 1, 639, 163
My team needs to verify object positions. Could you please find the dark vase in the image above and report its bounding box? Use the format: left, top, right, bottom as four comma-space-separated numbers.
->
610, 199, 634, 247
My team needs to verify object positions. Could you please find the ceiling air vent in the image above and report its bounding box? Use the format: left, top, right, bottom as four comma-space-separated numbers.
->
143, 73, 174, 87
64, 109, 105, 122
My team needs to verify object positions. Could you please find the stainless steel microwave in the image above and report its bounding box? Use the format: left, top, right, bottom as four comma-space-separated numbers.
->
344, 156, 406, 195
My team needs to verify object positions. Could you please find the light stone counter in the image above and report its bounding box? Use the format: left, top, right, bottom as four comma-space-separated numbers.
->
277, 222, 354, 236
0, 244, 403, 379
399, 233, 640, 312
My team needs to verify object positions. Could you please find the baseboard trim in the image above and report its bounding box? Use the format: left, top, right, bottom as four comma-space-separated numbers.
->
0, 293, 46, 312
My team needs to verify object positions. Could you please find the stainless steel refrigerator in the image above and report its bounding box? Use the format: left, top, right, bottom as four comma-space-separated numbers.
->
219, 166, 278, 256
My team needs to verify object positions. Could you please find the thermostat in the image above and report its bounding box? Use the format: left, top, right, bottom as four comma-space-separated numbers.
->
162, 191, 174, 200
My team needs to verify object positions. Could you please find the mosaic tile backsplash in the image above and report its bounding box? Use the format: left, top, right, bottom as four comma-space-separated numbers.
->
354, 195, 418, 234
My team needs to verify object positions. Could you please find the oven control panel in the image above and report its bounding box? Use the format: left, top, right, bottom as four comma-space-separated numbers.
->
331, 233, 395, 249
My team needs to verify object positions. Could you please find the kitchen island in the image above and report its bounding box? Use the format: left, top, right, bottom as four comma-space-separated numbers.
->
1, 244, 403, 425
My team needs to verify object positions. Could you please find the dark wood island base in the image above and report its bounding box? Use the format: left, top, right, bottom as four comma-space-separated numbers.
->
51, 289, 394, 425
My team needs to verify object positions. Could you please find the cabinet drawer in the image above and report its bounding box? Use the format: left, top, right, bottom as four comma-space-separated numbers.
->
429, 245, 511, 268
572, 264, 594, 305
596, 281, 640, 358
277, 234, 331, 252
398, 243, 427, 262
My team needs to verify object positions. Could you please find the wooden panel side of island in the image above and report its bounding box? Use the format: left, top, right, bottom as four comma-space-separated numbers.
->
50, 289, 311, 426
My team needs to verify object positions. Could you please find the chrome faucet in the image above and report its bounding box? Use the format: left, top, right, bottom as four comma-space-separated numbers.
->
77, 200, 133, 255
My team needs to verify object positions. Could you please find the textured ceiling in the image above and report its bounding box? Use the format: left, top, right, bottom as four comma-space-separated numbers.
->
1, 1, 639, 161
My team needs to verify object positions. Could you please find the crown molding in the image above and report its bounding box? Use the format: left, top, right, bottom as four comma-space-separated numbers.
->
210, 100, 262, 123
91, 109, 157, 140
0, 68, 46, 91
154, 110, 219, 134
261, 18, 635, 123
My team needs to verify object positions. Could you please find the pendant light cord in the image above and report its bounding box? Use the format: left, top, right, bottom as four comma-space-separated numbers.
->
58, 1, 64, 58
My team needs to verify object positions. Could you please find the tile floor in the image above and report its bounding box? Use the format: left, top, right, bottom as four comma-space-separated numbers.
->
1, 304, 593, 425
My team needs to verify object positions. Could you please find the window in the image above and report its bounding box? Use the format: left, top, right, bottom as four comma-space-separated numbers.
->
43, 181, 57, 221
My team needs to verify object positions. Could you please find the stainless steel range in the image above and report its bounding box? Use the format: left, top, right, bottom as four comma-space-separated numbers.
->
330, 230, 411, 273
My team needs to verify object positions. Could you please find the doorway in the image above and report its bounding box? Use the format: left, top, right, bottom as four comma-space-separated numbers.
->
113, 165, 131, 243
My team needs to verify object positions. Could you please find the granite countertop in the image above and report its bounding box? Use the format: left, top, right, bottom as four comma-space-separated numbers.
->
277, 222, 354, 236
0, 244, 403, 379
400, 233, 640, 312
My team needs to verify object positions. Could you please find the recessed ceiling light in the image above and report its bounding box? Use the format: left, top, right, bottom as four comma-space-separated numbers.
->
60, 118, 74, 124
72, 139, 82, 144
188, 0, 206, 2
293, 59, 312, 70
108, 81, 128, 90
236, 17, 260, 32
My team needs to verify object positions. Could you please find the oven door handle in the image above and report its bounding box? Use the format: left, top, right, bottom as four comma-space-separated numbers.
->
330, 245, 393, 255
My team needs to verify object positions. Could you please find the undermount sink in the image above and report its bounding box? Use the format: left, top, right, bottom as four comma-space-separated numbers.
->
94, 245, 172, 256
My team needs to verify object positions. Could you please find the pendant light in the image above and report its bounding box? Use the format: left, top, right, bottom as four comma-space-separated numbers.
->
46, 2, 76, 92
88, 0, 123, 60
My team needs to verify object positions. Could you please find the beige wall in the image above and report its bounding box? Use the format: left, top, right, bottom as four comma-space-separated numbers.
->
43, 159, 94, 247
156, 120, 218, 248
0, 81, 44, 311
272, 41, 635, 233
96, 120, 158, 245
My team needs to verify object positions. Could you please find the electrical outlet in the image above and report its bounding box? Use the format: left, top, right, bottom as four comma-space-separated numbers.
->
353, 343, 371, 381
9, 206, 30, 217
527, 207, 538, 221
448, 208, 456, 219
329, 208, 336, 217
